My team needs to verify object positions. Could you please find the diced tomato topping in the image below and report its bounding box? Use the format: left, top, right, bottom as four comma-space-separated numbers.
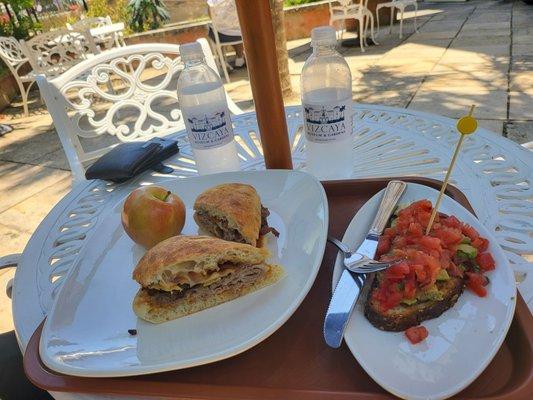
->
476, 252, 495, 271
384, 227, 396, 238
408, 222, 424, 237
442, 215, 461, 229
412, 264, 426, 283
405, 326, 429, 344
433, 227, 463, 246
404, 274, 417, 299
376, 235, 391, 257
373, 200, 494, 310
472, 237, 489, 252
385, 261, 410, 280
419, 235, 442, 252
466, 272, 488, 297
462, 224, 480, 242
447, 262, 464, 278
416, 211, 432, 228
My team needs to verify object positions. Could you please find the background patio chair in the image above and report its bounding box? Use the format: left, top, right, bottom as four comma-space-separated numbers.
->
376, 0, 418, 39
207, 20, 243, 83
0, 37, 38, 117
328, 0, 378, 52
36, 39, 243, 182
19, 28, 99, 79
67, 15, 126, 49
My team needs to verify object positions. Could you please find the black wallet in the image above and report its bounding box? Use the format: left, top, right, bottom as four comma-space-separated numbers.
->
85, 137, 179, 183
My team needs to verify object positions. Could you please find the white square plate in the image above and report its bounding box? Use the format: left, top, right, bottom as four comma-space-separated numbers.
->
332, 183, 516, 400
41, 170, 328, 377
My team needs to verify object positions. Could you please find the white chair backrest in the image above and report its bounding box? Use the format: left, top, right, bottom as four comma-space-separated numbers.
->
67, 16, 112, 31
36, 39, 242, 182
0, 36, 27, 69
20, 28, 98, 78
329, 0, 367, 10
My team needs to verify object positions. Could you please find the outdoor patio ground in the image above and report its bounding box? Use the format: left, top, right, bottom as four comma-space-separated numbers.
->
0, 0, 532, 334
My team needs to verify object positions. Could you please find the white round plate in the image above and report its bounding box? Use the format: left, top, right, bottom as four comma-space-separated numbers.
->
40, 170, 328, 377
332, 183, 516, 400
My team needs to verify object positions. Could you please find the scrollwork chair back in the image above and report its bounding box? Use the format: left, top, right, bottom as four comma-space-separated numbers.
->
36, 39, 242, 182
20, 28, 99, 79
0, 36, 36, 116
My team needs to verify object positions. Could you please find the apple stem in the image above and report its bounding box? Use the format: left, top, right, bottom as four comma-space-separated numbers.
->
163, 191, 171, 201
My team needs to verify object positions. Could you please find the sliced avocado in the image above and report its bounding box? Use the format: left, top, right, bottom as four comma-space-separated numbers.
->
458, 263, 466, 271
390, 217, 398, 228
457, 243, 478, 258
461, 236, 472, 244
436, 269, 450, 281
417, 284, 444, 302
401, 297, 418, 306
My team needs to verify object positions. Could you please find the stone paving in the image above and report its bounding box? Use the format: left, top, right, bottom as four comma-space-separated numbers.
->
0, 0, 532, 333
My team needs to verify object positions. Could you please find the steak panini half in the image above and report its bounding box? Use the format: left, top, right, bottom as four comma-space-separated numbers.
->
194, 183, 279, 247
365, 200, 495, 332
132, 235, 283, 323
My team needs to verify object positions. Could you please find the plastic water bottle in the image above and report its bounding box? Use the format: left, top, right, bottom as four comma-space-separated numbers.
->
301, 26, 354, 180
177, 42, 240, 175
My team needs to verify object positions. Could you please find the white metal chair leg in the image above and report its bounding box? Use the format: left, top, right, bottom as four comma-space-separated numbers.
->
376, 7, 381, 38
368, 13, 379, 45
390, 7, 394, 34
359, 19, 365, 52
399, 8, 404, 39
21, 84, 29, 117
214, 42, 230, 83
414, 3, 419, 33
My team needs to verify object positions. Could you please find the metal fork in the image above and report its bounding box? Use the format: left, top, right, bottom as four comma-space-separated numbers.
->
327, 237, 392, 273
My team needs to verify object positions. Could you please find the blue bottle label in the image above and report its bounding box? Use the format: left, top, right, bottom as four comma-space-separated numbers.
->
303, 100, 352, 143
185, 109, 234, 149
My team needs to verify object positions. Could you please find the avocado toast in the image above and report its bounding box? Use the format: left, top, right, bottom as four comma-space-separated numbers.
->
364, 200, 495, 332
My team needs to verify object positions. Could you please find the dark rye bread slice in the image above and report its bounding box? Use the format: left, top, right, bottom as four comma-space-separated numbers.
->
364, 276, 464, 332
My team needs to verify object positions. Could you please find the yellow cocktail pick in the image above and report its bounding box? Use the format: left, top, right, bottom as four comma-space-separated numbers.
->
425, 105, 477, 235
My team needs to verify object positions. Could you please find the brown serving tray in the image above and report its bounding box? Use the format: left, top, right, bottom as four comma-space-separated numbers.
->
24, 177, 533, 399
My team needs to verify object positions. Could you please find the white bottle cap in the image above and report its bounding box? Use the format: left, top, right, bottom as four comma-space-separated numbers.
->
311, 26, 337, 46
180, 42, 205, 62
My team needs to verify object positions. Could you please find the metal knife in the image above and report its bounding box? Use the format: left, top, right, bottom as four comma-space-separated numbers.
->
324, 180, 407, 348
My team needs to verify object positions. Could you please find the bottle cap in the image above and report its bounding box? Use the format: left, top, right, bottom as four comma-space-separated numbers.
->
180, 42, 205, 62
311, 26, 336, 46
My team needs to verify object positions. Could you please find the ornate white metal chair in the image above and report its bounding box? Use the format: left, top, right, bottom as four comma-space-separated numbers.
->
0, 36, 37, 116
206, 3, 244, 83
19, 28, 99, 79
328, 0, 378, 52
67, 15, 126, 49
207, 21, 241, 83
36, 39, 243, 182
376, 0, 418, 39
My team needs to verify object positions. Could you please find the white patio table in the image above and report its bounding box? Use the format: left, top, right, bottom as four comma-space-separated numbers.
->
11, 104, 533, 400
89, 22, 125, 47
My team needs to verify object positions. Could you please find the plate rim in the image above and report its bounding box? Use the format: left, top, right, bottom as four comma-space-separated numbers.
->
332, 182, 517, 400
39, 169, 329, 377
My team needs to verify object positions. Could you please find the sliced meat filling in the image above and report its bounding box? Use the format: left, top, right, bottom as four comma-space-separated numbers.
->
144, 263, 269, 306
260, 205, 280, 237
195, 211, 247, 243
196, 205, 279, 244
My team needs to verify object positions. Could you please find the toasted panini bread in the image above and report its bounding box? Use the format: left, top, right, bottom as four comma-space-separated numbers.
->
364, 275, 464, 332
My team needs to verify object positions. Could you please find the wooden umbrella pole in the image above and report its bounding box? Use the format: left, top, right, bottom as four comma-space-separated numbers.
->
235, 0, 293, 169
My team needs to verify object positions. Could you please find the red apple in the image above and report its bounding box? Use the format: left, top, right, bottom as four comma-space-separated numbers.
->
121, 186, 186, 248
